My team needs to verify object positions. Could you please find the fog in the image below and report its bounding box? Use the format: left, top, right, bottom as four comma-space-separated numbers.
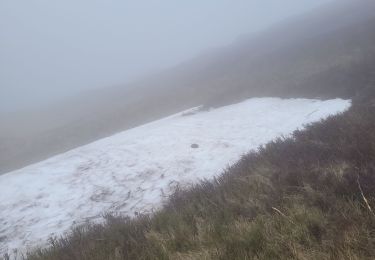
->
1, 0, 373, 175
0, 0, 332, 112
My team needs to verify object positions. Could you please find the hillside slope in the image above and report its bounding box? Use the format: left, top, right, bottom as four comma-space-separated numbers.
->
0, 98, 350, 256
1, 0, 375, 174
26, 89, 375, 260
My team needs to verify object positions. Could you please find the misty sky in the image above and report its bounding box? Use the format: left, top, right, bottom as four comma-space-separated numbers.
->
0, 0, 332, 112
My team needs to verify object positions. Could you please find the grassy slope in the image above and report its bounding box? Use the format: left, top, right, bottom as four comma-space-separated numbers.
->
25, 91, 375, 260
5, 2, 375, 259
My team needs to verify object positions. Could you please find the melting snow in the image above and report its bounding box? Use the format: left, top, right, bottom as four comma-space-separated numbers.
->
0, 98, 351, 255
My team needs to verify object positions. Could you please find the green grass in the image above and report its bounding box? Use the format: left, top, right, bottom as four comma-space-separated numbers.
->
19, 94, 375, 260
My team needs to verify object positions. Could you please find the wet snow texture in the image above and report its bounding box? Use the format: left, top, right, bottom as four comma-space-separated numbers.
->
0, 98, 351, 255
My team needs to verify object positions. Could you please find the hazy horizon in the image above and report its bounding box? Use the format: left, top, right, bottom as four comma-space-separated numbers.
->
0, 0, 334, 112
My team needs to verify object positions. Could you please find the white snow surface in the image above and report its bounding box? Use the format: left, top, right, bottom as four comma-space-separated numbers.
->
0, 98, 351, 255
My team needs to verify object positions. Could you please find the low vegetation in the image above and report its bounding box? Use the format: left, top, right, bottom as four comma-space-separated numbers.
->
21, 92, 375, 260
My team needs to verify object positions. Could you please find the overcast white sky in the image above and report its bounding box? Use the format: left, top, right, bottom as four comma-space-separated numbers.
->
0, 0, 332, 111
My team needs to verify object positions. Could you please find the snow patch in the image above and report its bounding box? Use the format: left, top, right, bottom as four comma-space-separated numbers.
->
0, 98, 351, 256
